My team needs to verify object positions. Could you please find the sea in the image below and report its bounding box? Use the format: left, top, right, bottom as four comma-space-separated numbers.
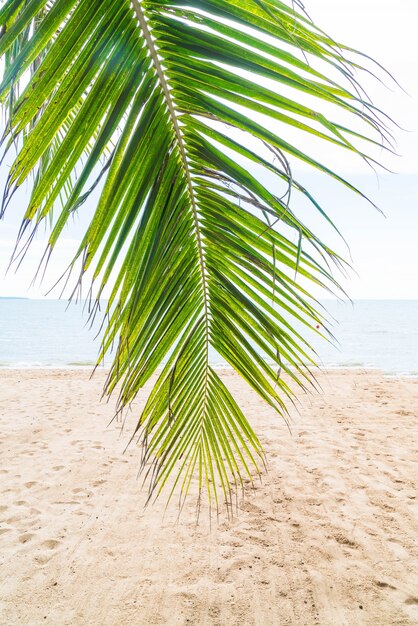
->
0, 299, 417, 375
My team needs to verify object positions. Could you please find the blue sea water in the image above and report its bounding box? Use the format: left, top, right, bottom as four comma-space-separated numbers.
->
0, 299, 108, 368
0, 299, 417, 374
309, 300, 418, 375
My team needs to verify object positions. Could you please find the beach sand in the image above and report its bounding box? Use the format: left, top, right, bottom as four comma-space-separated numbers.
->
0, 368, 417, 625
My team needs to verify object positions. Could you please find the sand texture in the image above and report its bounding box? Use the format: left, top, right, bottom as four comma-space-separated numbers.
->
0, 368, 417, 625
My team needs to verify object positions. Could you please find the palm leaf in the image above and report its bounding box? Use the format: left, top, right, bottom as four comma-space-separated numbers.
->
0, 0, 391, 509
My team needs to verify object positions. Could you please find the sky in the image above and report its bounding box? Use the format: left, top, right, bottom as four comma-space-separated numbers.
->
300, 0, 418, 298
0, 0, 417, 299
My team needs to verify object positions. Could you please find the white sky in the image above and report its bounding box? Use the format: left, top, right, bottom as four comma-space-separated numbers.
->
300, 0, 418, 299
0, 0, 417, 299
305, 0, 418, 175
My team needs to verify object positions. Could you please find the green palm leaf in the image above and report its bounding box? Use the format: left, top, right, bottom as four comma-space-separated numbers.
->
0, 0, 391, 508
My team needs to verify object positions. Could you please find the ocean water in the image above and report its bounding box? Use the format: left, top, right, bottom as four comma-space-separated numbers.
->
310, 300, 418, 375
0, 299, 108, 368
0, 299, 417, 375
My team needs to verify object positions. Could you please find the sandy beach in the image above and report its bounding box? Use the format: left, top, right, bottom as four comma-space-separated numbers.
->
0, 368, 417, 625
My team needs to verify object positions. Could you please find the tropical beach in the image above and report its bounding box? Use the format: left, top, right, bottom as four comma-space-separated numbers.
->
1, 368, 417, 625
1, 0, 418, 623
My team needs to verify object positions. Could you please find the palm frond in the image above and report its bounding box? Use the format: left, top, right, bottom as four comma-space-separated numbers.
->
0, 0, 392, 509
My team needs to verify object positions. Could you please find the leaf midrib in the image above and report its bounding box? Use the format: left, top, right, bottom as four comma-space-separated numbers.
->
131, 0, 210, 335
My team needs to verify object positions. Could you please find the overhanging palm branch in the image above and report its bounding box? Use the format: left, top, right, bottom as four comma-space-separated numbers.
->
0, 0, 392, 508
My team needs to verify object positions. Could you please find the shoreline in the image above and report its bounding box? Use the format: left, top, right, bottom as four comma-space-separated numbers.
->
1, 364, 417, 379
1, 368, 417, 625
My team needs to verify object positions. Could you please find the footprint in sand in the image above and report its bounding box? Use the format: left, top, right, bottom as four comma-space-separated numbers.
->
52, 466, 65, 471
18, 533, 35, 544
374, 580, 397, 590
173, 591, 198, 608
0, 469, 8, 475
219, 554, 247, 581
42, 539, 61, 550
72, 488, 93, 498
0, 505, 8, 514
24, 481, 38, 488
333, 532, 359, 548
92, 479, 106, 487
224, 539, 244, 549
35, 554, 52, 565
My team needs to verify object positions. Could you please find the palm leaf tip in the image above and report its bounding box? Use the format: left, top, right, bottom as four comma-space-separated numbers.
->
0, 0, 392, 509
